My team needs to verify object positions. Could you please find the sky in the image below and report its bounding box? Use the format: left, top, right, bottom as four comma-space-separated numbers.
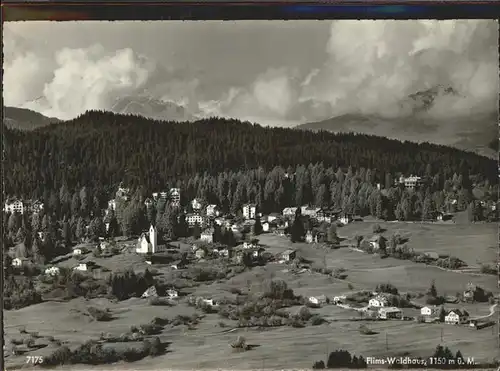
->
3, 20, 499, 127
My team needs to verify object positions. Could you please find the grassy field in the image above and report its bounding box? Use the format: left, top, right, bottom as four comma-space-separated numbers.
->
339, 221, 497, 268
4, 221, 499, 369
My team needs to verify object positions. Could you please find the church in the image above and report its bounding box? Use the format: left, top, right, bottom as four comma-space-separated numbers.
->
136, 225, 158, 254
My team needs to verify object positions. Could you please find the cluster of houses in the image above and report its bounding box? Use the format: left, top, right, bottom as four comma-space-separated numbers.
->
3, 198, 44, 215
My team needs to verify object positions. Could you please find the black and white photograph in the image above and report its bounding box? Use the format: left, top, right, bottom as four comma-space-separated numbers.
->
3, 19, 499, 369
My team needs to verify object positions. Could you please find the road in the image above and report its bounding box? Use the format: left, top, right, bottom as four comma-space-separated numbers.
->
472, 303, 498, 320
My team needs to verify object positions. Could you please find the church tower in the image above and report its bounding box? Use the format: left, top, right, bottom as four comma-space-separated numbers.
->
149, 225, 157, 253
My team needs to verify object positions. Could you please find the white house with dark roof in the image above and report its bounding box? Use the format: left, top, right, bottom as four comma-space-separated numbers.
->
445, 309, 469, 325
369, 295, 389, 307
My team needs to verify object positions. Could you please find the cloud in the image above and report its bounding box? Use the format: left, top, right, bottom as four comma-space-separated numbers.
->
3, 20, 498, 124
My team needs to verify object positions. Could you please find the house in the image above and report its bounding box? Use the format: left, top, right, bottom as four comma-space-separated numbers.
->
4, 199, 25, 214
32, 200, 44, 212
202, 298, 218, 307
170, 260, 186, 270
301, 206, 321, 218
316, 209, 334, 223
45, 266, 60, 276
252, 247, 266, 258
281, 249, 297, 262
463, 283, 476, 302
186, 213, 204, 227
445, 309, 469, 325
191, 198, 202, 210
169, 188, 181, 206
266, 213, 280, 222
305, 231, 314, 244
108, 199, 116, 211
368, 235, 386, 250
282, 207, 298, 217
206, 204, 219, 217
200, 229, 214, 243
141, 286, 158, 298
378, 307, 402, 320
333, 295, 346, 304
74, 263, 88, 271
262, 222, 270, 232
369, 296, 389, 307
195, 248, 206, 259
421, 306, 440, 316
167, 289, 178, 299
339, 214, 353, 225
242, 204, 257, 219
73, 247, 84, 256
309, 295, 327, 305
136, 225, 158, 254
11, 257, 29, 267
397, 175, 424, 190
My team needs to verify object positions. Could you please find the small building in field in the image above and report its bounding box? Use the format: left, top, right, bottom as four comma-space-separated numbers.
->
74, 263, 88, 272
167, 289, 178, 299
421, 306, 439, 317
186, 213, 204, 227
12, 257, 29, 267
195, 248, 206, 260
141, 286, 158, 298
309, 295, 328, 306
378, 307, 402, 320
369, 296, 389, 308
281, 249, 297, 262
305, 231, 314, 244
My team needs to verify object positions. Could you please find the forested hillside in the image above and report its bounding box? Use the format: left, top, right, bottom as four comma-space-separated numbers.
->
4, 110, 496, 199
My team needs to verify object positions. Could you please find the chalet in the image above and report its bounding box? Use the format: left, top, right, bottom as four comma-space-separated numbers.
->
45, 266, 60, 276
333, 295, 346, 304
169, 188, 181, 206
116, 182, 130, 199
206, 204, 219, 217
4, 199, 25, 214
282, 207, 298, 218
368, 235, 386, 250
201, 298, 218, 307
339, 214, 353, 225
281, 249, 297, 262
445, 309, 469, 325
262, 222, 270, 232
369, 296, 389, 307
251, 247, 266, 258
316, 209, 334, 223
378, 307, 402, 320
309, 295, 327, 306
463, 283, 476, 302
191, 198, 203, 210
242, 204, 257, 220
136, 225, 158, 254
301, 206, 321, 218
167, 289, 178, 299
74, 263, 88, 272
421, 306, 440, 317
200, 229, 214, 243
186, 213, 204, 227
424, 252, 440, 260
73, 247, 84, 256
141, 286, 158, 298
437, 212, 454, 222
195, 248, 206, 259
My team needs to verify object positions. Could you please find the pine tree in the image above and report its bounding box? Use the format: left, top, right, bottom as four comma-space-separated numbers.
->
290, 208, 305, 243
253, 215, 263, 235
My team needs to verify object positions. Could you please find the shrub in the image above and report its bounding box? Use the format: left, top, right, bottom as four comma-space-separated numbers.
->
372, 224, 383, 233
312, 360, 326, 369
148, 297, 174, 306
43, 346, 72, 366
87, 306, 113, 321
24, 338, 36, 348
297, 306, 312, 321
310, 315, 327, 326
10, 338, 24, 345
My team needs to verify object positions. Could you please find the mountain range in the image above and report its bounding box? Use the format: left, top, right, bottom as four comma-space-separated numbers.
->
3, 85, 497, 158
